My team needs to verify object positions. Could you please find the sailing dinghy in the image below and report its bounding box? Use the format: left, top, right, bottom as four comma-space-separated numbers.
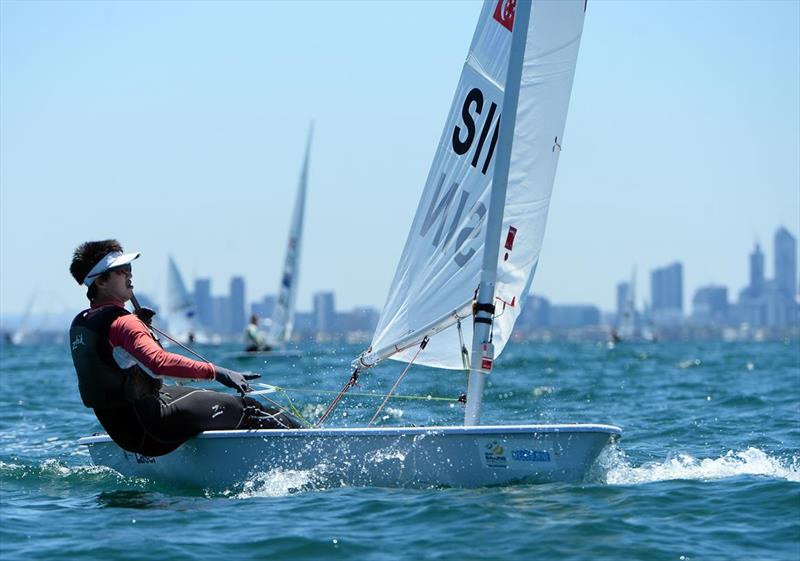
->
224, 127, 312, 360
80, 0, 621, 489
164, 255, 208, 345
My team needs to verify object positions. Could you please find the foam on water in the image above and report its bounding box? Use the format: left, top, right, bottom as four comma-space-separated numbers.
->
233, 464, 332, 498
0, 457, 133, 485
600, 445, 800, 484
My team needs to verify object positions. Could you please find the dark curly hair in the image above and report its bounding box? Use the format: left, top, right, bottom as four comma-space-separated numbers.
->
70, 239, 124, 301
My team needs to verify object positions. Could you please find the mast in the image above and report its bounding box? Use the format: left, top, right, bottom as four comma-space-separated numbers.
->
271, 124, 312, 344
464, 0, 532, 426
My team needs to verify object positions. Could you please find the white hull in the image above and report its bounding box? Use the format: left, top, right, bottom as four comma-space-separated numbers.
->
80, 424, 621, 489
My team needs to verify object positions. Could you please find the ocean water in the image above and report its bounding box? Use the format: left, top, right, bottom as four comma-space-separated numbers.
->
1, 340, 798, 560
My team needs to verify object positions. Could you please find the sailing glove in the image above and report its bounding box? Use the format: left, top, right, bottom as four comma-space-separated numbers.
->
214, 366, 260, 395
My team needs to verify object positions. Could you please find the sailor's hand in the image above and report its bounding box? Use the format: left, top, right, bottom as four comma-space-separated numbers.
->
214, 366, 253, 395
134, 307, 157, 326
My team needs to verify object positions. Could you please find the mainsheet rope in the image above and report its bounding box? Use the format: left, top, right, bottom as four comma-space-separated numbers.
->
130, 295, 302, 424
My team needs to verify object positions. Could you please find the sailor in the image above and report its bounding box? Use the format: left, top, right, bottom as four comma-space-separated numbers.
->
244, 313, 271, 352
69, 240, 299, 457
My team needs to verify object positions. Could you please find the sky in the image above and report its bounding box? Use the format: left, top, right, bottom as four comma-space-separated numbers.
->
1, 0, 798, 325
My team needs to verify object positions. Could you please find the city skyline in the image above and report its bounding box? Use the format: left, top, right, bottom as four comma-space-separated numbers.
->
1, 223, 797, 332
1, 1, 798, 318
85, 222, 800, 339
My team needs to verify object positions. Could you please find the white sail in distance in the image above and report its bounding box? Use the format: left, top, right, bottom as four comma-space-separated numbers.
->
269, 126, 312, 345
166, 255, 199, 340
367, 0, 586, 369
167, 255, 195, 320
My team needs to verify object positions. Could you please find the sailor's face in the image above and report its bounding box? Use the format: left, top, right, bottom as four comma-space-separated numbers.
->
104, 265, 134, 301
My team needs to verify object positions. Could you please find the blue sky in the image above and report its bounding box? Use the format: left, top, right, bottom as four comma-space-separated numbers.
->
1, 0, 798, 322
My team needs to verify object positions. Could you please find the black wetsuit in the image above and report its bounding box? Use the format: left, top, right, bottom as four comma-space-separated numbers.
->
70, 305, 300, 457
94, 386, 299, 457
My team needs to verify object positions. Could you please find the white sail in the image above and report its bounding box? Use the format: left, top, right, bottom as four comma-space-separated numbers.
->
269, 126, 312, 345
368, 0, 586, 369
79, 2, 623, 490
166, 255, 197, 335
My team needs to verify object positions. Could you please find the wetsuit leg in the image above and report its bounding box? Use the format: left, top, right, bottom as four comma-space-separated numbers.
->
131, 386, 300, 454
96, 387, 300, 457
239, 395, 300, 430
94, 405, 148, 453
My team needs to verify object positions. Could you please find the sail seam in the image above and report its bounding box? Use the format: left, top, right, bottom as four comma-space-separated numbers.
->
465, 55, 503, 92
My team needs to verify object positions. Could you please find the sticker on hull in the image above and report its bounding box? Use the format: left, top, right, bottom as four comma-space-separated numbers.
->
478, 438, 552, 470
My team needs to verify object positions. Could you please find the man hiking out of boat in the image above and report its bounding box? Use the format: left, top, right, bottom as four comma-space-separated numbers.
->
244, 314, 271, 352
69, 239, 299, 457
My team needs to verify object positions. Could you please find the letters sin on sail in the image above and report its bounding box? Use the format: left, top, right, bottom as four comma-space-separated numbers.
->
269, 128, 312, 345
369, 0, 586, 369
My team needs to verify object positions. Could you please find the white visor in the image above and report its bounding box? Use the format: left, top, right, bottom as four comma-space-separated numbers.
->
83, 251, 140, 286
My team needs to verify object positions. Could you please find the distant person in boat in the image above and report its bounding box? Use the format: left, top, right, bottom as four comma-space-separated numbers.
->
68, 239, 299, 457
244, 314, 272, 352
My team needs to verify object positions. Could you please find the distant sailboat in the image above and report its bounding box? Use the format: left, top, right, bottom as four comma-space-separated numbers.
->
615, 268, 637, 341
611, 268, 657, 343
165, 255, 205, 344
82, 0, 621, 489
228, 127, 312, 359
9, 293, 36, 345
266, 125, 312, 349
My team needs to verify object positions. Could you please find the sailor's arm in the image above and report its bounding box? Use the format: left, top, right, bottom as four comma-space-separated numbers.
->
108, 315, 215, 380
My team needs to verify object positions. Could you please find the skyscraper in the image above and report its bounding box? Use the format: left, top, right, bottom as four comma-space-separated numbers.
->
749, 243, 765, 297
774, 227, 797, 297
770, 227, 798, 327
691, 285, 728, 326
737, 244, 767, 328
313, 292, 336, 335
650, 262, 683, 325
229, 276, 246, 333
616, 281, 631, 321
251, 295, 277, 322
193, 278, 212, 330
212, 295, 230, 335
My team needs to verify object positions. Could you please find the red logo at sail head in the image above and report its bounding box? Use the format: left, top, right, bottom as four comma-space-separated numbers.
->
493, 0, 516, 31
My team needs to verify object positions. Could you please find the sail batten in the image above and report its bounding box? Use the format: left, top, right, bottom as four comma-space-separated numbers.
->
366, 0, 586, 370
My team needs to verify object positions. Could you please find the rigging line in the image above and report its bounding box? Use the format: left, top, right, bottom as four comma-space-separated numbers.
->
368, 337, 429, 426
313, 367, 360, 428
148, 324, 212, 363
133, 290, 210, 363
279, 392, 313, 427
253, 390, 311, 428
265, 386, 459, 402
132, 294, 305, 423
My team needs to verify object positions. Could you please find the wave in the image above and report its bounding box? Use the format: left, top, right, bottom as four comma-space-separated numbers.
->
598, 446, 800, 484
233, 443, 411, 498
233, 465, 333, 498
0, 458, 133, 485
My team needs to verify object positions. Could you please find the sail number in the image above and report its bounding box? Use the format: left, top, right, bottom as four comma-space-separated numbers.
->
415, 87, 501, 269
452, 87, 500, 175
